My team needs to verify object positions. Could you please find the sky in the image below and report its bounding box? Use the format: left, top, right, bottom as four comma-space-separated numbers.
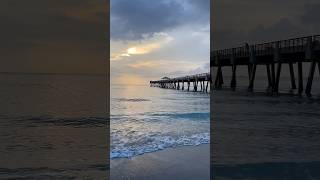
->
110, 0, 210, 85
212, 0, 320, 49
1, 0, 318, 75
0, 0, 108, 74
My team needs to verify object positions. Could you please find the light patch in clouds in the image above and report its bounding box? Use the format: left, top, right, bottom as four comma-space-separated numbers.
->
129, 61, 158, 69
110, 32, 174, 61
112, 74, 149, 85
111, 60, 203, 85
128, 60, 201, 73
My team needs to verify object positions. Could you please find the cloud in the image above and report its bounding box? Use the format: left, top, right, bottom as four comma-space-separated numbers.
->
111, 0, 209, 40
301, 3, 320, 31
212, 0, 320, 49
129, 61, 159, 69
0, 0, 109, 74
111, 32, 173, 61
110, 0, 210, 84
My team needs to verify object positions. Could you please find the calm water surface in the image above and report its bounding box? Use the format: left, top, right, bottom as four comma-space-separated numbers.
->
0, 74, 108, 179
212, 73, 320, 180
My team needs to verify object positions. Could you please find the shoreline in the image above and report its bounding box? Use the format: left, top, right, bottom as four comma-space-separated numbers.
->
111, 144, 210, 180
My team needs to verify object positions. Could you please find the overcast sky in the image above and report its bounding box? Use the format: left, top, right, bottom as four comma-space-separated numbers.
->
110, 0, 210, 85
212, 0, 320, 49
1, 0, 318, 76
0, 0, 108, 74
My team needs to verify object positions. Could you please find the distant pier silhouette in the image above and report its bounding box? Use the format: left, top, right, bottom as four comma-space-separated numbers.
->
151, 35, 320, 96
150, 73, 211, 93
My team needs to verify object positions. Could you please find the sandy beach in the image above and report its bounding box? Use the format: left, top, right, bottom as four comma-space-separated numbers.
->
111, 144, 210, 180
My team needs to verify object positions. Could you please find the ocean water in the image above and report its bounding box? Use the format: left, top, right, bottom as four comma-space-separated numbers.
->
211, 68, 320, 179
110, 84, 210, 159
0, 74, 108, 179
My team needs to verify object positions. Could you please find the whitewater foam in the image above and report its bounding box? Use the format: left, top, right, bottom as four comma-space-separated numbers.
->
110, 132, 209, 159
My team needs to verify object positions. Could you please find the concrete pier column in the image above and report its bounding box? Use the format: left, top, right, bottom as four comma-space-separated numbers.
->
206, 80, 209, 93
305, 60, 317, 96
230, 64, 237, 89
298, 62, 304, 95
266, 64, 272, 88
194, 80, 198, 92
289, 63, 297, 89
248, 64, 257, 91
274, 62, 282, 93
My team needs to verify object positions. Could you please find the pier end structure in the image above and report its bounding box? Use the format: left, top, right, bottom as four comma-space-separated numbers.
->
150, 73, 211, 93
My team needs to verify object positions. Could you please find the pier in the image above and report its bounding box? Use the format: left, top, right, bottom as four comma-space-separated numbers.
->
150, 73, 211, 93
150, 35, 320, 96
211, 35, 320, 96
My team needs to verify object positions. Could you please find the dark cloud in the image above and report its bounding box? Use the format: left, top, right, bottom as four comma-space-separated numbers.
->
111, 0, 209, 40
212, 0, 320, 49
301, 3, 320, 30
0, 0, 109, 74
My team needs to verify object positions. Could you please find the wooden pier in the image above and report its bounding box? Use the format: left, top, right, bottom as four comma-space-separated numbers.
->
211, 35, 320, 96
150, 73, 211, 93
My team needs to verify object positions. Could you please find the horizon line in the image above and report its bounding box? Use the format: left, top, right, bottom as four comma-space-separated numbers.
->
0, 72, 108, 76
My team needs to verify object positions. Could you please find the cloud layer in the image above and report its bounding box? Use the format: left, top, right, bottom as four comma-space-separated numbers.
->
111, 0, 209, 40
0, 0, 108, 74
212, 0, 320, 49
111, 0, 210, 85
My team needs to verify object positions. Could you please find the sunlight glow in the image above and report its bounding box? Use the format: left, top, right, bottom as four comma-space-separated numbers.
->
127, 47, 137, 54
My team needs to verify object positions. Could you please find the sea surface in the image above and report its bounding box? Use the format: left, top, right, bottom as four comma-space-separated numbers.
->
110, 84, 210, 159
212, 67, 320, 180
0, 74, 109, 179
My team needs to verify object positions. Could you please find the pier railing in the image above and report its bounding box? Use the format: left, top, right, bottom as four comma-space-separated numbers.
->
212, 35, 320, 60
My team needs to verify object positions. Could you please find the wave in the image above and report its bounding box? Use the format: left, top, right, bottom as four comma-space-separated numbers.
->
1, 116, 108, 128
110, 132, 209, 159
148, 112, 209, 120
114, 98, 151, 102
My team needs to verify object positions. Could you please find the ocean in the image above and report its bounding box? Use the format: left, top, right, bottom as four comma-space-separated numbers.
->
211, 68, 320, 179
0, 74, 109, 179
110, 84, 210, 159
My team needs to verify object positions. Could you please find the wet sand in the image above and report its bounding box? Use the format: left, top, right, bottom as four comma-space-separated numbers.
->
111, 144, 210, 180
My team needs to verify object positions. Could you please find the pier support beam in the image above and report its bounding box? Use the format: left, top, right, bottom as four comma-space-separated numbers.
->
248, 64, 257, 91
271, 63, 276, 89
194, 80, 198, 92
273, 62, 282, 93
298, 62, 304, 95
266, 64, 272, 88
206, 81, 209, 93
230, 65, 237, 90
289, 63, 297, 89
214, 66, 223, 88
218, 67, 224, 88
305, 60, 317, 97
